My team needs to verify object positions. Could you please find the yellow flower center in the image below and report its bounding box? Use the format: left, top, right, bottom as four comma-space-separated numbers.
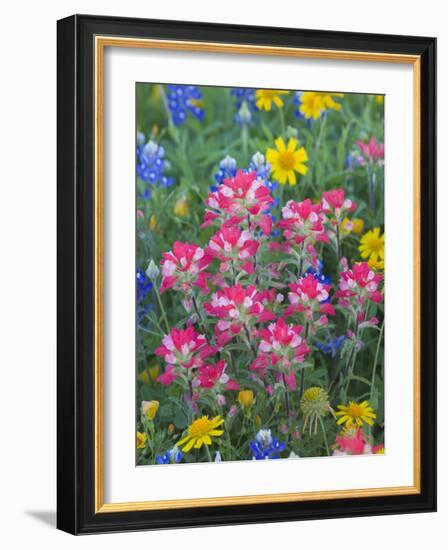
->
260, 90, 278, 99
367, 236, 383, 254
302, 387, 324, 401
278, 151, 296, 170
346, 403, 364, 417
189, 417, 214, 438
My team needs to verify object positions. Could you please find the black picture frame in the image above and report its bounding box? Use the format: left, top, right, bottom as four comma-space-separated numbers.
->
57, 14, 436, 535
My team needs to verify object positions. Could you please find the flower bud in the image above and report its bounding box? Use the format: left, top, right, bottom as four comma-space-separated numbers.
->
238, 390, 254, 409
141, 400, 159, 420
145, 259, 160, 281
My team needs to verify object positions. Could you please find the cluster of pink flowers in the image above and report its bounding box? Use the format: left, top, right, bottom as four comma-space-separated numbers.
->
204, 284, 277, 346
251, 318, 311, 389
285, 273, 335, 326
154, 167, 383, 405
356, 136, 384, 166
202, 170, 274, 236
195, 360, 239, 392
160, 242, 212, 294
207, 227, 260, 274
155, 327, 215, 385
335, 261, 383, 307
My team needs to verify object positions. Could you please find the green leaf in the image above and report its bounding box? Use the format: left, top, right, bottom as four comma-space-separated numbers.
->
173, 407, 189, 429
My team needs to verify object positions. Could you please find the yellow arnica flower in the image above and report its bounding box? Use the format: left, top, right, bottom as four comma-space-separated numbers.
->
255, 89, 289, 111
141, 400, 159, 420
359, 227, 385, 270
375, 95, 384, 105
177, 415, 224, 452
266, 137, 308, 186
341, 217, 364, 235
299, 92, 344, 120
174, 196, 189, 217
335, 401, 376, 428
238, 390, 254, 409
136, 431, 147, 449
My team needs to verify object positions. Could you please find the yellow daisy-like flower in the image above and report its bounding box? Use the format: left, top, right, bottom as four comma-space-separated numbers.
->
238, 390, 254, 409
375, 95, 384, 105
255, 89, 289, 111
335, 401, 376, 428
177, 415, 224, 452
136, 431, 147, 449
359, 227, 385, 270
299, 92, 344, 120
266, 137, 308, 186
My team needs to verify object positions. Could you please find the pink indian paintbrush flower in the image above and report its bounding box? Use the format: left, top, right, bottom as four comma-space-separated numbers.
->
356, 136, 384, 165
275, 199, 329, 272
202, 170, 274, 235
156, 326, 216, 385
334, 428, 367, 455
321, 188, 357, 221
194, 359, 239, 391
251, 318, 311, 389
204, 284, 277, 346
160, 242, 213, 294
207, 226, 259, 274
278, 199, 328, 244
335, 261, 383, 307
285, 273, 335, 324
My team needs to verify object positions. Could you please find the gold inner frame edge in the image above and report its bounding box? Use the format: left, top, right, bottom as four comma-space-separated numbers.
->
94, 35, 421, 513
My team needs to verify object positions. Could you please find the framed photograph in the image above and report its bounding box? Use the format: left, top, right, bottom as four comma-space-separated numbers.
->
57, 14, 436, 534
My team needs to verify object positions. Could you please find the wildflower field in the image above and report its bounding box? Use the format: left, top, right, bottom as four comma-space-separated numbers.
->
136, 84, 385, 465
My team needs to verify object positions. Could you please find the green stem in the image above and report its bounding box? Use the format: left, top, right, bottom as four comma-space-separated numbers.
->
191, 294, 210, 344
336, 222, 342, 263
243, 323, 257, 358
318, 416, 330, 456
204, 444, 213, 462
370, 321, 384, 401
281, 373, 291, 417
368, 165, 376, 216
299, 368, 305, 398
241, 124, 249, 164
153, 284, 170, 333
279, 107, 286, 136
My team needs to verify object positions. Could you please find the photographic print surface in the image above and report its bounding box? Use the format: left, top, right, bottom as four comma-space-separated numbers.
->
135, 84, 385, 465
